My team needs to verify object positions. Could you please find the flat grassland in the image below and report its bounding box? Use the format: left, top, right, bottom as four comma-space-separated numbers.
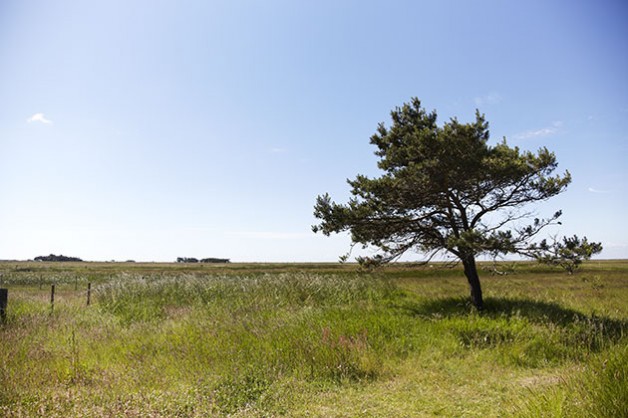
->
1, 260, 626, 417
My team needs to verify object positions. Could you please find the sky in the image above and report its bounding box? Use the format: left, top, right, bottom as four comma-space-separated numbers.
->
1, 0, 627, 262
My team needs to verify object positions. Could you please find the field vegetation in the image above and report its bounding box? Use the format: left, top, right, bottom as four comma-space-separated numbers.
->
0, 260, 626, 417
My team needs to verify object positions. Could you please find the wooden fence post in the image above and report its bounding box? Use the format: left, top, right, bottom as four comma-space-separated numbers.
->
87, 282, 91, 306
0, 288, 7, 322
50, 284, 55, 313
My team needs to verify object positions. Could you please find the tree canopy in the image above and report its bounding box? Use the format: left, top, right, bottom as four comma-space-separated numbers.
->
313, 98, 572, 309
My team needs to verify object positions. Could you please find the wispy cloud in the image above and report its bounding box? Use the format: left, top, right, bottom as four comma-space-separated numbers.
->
588, 187, 611, 194
270, 147, 287, 154
27, 113, 53, 124
474, 92, 502, 106
513, 121, 562, 140
226, 231, 312, 240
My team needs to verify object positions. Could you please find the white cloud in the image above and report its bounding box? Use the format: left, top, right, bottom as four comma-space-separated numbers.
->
474, 92, 502, 106
27, 113, 53, 124
588, 187, 611, 194
270, 147, 287, 154
226, 230, 313, 240
512, 121, 562, 140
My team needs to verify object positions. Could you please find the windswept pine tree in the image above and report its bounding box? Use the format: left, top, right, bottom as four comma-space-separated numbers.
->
313, 98, 571, 309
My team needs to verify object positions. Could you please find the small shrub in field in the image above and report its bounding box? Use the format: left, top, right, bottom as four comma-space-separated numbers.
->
528, 235, 603, 274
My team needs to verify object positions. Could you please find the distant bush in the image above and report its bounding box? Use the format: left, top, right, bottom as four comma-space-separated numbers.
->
176, 257, 199, 263
176, 257, 230, 263
34, 254, 83, 262
200, 258, 230, 263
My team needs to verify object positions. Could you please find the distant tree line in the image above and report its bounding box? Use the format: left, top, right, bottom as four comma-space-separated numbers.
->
176, 257, 230, 263
34, 254, 83, 262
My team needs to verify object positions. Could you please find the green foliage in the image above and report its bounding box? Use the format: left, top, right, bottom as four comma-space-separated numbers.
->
313, 98, 571, 264
528, 235, 603, 274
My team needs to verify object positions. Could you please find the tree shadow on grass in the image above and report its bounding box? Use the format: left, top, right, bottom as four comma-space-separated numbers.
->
404, 296, 627, 345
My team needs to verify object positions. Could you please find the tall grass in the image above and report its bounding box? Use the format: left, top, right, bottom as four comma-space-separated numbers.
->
95, 272, 392, 317
515, 344, 628, 417
1, 263, 626, 416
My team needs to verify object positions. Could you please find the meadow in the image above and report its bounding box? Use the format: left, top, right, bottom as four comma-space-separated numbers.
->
0, 260, 626, 417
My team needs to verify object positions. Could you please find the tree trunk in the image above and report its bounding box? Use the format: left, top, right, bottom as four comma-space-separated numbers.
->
461, 255, 484, 310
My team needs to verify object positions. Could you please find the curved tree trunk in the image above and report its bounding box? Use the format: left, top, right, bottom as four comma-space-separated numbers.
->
461, 254, 484, 310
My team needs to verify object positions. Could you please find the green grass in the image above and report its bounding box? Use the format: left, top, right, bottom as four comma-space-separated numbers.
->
0, 261, 626, 416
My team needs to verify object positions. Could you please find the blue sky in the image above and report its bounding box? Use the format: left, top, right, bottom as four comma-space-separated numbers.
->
1, 0, 627, 262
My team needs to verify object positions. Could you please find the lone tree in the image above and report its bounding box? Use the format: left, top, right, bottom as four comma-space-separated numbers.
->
313, 98, 571, 310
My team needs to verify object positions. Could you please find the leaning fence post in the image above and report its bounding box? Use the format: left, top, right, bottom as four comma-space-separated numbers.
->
0, 288, 7, 322
50, 284, 55, 313
87, 282, 91, 306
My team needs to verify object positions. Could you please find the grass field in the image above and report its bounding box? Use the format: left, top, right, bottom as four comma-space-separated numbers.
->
1, 260, 626, 417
